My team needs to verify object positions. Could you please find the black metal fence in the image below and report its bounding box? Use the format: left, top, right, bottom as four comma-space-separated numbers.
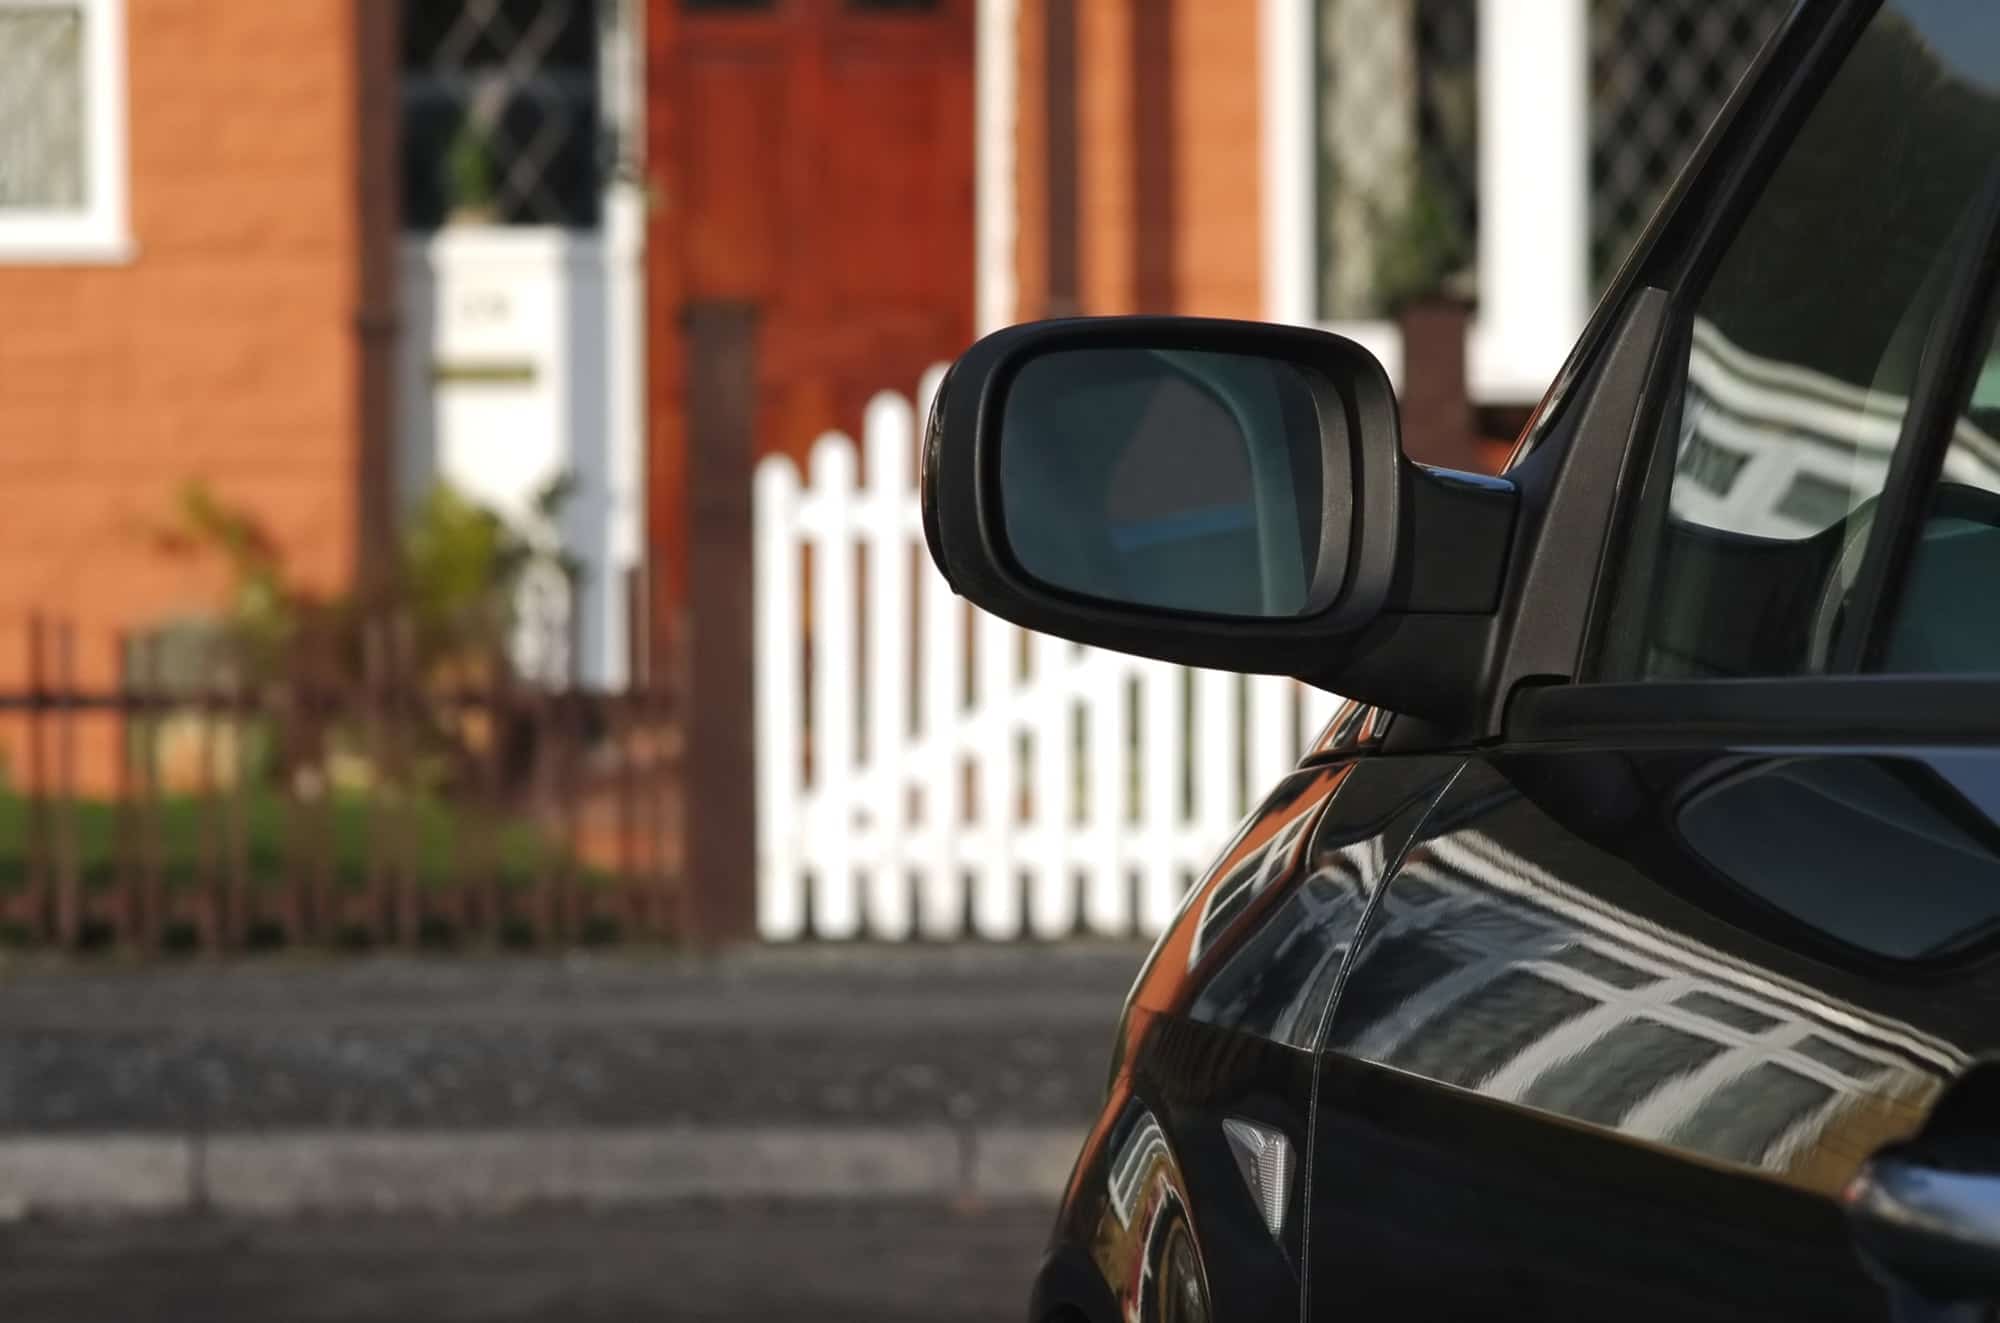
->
0, 615, 682, 951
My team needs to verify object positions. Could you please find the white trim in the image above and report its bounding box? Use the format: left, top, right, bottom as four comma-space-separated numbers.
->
402, 225, 600, 264
603, 0, 646, 689
1471, 0, 1588, 402
0, 0, 131, 265
974, 0, 1018, 334
1259, 0, 1315, 327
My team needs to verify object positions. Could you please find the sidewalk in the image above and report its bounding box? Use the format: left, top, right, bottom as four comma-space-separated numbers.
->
0, 944, 1148, 1217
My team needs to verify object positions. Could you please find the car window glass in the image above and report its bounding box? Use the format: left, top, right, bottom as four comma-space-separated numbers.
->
1624, 2, 2000, 680
1677, 754, 2000, 960
1883, 313, 2000, 671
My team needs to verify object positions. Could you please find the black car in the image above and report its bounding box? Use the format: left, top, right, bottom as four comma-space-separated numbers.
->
921, 2, 2000, 1319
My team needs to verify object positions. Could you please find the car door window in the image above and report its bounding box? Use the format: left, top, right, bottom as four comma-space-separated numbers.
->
1621, 1, 2000, 680
1678, 754, 2000, 959
1882, 311, 2000, 671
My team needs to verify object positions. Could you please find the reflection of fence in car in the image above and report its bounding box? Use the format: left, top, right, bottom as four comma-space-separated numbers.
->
1107, 1110, 1174, 1230
1344, 827, 1963, 1192
1671, 319, 2000, 540
753, 369, 1348, 942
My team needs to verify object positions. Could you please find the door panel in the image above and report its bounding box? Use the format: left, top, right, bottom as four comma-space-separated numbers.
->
648, 0, 975, 617
1309, 750, 2000, 1320
680, 51, 785, 299
819, 54, 970, 303
666, 0, 973, 447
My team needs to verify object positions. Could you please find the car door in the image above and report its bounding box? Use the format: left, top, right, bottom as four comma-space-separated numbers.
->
1307, 2, 2000, 1318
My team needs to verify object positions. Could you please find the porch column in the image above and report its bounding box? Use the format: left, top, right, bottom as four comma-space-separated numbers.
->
1470, 0, 1589, 402
977, 0, 1020, 333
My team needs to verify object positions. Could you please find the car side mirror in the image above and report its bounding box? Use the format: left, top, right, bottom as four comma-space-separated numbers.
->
922, 316, 1518, 725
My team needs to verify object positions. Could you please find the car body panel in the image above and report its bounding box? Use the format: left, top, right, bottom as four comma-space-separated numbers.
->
1035, 750, 1464, 1322
1307, 750, 2000, 1319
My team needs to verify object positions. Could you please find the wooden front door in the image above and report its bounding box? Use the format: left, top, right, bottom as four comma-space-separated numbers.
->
647, 0, 976, 623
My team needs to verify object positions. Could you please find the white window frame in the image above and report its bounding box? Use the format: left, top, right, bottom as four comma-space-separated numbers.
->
1259, 0, 1587, 405
0, 0, 131, 264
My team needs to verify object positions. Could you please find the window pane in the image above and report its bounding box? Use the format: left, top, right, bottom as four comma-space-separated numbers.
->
1630, 3, 2000, 679
1677, 755, 2000, 960
1314, 0, 1477, 320
0, 7, 86, 210
1885, 311, 2000, 672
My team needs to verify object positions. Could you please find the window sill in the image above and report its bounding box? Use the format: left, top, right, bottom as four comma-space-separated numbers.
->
1508, 675, 2000, 747
0, 227, 136, 267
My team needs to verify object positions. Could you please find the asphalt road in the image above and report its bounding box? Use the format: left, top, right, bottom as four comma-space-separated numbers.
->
0, 948, 1142, 1132
0, 1202, 1049, 1322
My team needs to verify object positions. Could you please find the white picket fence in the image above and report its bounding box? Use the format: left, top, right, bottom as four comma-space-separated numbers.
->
754, 367, 1350, 942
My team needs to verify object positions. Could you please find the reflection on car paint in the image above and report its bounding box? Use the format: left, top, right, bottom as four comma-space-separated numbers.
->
1184, 823, 1375, 1052
1306, 698, 1394, 760
1180, 757, 1463, 1050
1186, 810, 1317, 971
1125, 765, 1350, 1030
1094, 1100, 1204, 1323
1058, 765, 1346, 1270
1107, 1106, 1174, 1229
1331, 791, 1966, 1196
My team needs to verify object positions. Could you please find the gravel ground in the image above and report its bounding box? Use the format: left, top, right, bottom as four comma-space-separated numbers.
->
0, 1202, 1050, 1323
0, 946, 1146, 1132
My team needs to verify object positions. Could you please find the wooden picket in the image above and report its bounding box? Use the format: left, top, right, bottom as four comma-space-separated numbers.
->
753, 368, 1348, 941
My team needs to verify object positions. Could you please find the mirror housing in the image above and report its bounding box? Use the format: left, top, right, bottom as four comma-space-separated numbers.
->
922, 316, 1519, 727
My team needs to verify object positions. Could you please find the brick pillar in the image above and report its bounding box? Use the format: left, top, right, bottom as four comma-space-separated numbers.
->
682, 303, 759, 946
352, 0, 402, 605
1396, 297, 1479, 472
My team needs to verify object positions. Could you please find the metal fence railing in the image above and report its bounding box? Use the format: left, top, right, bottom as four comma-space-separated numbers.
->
0, 615, 681, 952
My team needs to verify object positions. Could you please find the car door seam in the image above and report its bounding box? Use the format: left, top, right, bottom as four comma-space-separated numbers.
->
1296, 755, 1469, 1322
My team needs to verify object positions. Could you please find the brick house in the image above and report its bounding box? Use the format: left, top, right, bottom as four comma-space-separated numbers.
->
641, 0, 1784, 671
0, 1, 647, 797
0, 0, 1781, 757
0, 0, 398, 703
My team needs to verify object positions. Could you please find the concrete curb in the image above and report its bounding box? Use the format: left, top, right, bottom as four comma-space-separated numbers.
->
0, 1126, 1084, 1219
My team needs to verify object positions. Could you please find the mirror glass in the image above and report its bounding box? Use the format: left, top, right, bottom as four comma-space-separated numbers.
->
997, 347, 1340, 618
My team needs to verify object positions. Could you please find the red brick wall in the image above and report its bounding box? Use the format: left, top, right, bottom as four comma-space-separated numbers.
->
1075, 0, 1138, 313
0, 0, 366, 695
1170, 1, 1262, 319
1013, 0, 1262, 320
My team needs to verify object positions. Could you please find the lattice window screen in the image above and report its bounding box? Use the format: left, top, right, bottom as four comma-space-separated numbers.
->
402, 0, 603, 229
1588, 0, 1793, 284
